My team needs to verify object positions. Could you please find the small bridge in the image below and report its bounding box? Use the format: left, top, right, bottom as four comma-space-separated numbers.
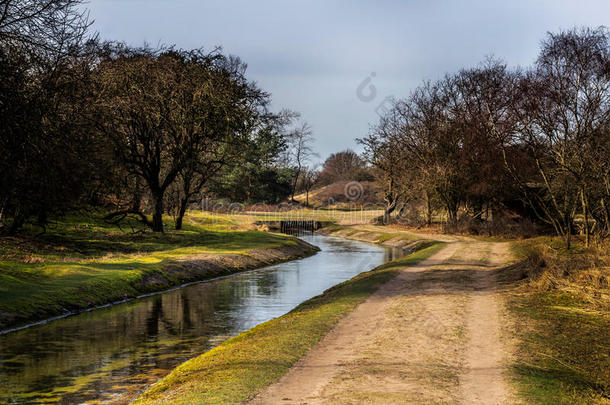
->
280, 220, 321, 235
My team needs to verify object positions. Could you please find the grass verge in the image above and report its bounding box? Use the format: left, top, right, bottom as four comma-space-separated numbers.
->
507, 238, 609, 404
134, 242, 445, 405
0, 210, 315, 330
317, 224, 425, 249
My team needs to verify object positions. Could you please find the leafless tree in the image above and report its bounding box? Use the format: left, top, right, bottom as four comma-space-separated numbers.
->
0, 0, 93, 62
169, 54, 271, 230
318, 149, 365, 184
285, 122, 316, 201
359, 109, 412, 223
299, 165, 320, 206
511, 27, 610, 247
364, 28, 610, 246
97, 47, 243, 232
0, 0, 99, 233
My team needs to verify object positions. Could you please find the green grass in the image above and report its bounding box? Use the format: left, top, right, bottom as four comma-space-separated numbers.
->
0, 210, 288, 262
317, 223, 344, 233
507, 238, 610, 404
134, 242, 445, 405
373, 232, 415, 244
319, 224, 422, 248
0, 210, 312, 330
508, 291, 609, 404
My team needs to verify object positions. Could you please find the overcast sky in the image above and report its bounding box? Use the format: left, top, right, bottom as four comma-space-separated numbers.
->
86, 0, 610, 163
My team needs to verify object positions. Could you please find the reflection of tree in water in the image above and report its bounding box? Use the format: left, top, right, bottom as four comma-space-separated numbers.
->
385, 247, 404, 262
181, 291, 192, 331
146, 297, 163, 337
253, 270, 281, 296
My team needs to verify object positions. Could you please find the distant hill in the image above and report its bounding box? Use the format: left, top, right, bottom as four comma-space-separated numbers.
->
293, 180, 383, 208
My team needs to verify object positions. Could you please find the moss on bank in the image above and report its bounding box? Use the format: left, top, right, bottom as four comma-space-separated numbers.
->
134, 242, 445, 405
0, 211, 317, 331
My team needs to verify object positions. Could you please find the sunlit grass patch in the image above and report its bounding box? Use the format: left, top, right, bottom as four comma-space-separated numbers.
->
508, 291, 609, 404
373, 232, 416, 244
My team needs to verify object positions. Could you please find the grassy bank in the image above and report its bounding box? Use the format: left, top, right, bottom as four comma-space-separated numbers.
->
0, 210, 316, 330
134, 242, 445, 405
508, 238, 610, 404
317, 223, 431, 249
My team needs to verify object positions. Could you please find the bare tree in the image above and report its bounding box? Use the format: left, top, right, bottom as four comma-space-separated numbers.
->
318, 149, 365, 184
0, 0, 93, 59
359, 111, 411, 223
97, 47, 241, 232
363, 28, 610, 245
511, 28, 610, 247
300, 165, 320, 206
285, 122, 316, 201
170, 54, 271, 230
362, 63, 518, 228
0, 0, 99, 233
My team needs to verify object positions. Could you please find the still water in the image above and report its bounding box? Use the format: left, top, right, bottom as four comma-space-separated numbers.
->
0, 234, 403, 404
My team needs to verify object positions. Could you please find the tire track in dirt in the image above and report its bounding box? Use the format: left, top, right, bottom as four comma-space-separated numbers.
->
460, 242, 513, 405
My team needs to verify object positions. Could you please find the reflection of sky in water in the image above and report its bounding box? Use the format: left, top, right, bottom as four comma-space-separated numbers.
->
0, 235, 403, 404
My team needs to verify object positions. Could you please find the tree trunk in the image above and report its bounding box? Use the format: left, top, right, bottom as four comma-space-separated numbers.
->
0, 199, 5, 229
446, 200, 458, 230
132, 177, 142, 212
8, 213, 25, 235
602, 198, 610, 235
448, 210, 457, 227
175, 197, 188, 230
425, 191, 432, 226
397, 201, 408, 218
581, 190, 590, 247
564, 219, 572, 250
152, 193, 164, 233
37, 210, 48, 227
291, 168, 301, 202
383, 200, 398, 224
246, 174, 252, 202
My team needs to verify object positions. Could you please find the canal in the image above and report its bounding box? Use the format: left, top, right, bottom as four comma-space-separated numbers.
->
0, 234, 403, 404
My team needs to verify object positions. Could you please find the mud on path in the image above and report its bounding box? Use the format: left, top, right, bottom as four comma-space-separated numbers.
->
250, 241, 515, 405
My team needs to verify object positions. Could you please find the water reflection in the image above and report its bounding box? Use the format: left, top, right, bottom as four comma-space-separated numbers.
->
0, 234, 403, 404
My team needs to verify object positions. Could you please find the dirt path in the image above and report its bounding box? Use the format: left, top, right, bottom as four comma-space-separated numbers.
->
460, 242, 513, 404
250, 241, 514, 405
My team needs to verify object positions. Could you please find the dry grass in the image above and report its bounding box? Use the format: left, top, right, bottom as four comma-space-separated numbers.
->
292, 180, 383, 209
224, 208, 385, 226
514, 237, 610, 309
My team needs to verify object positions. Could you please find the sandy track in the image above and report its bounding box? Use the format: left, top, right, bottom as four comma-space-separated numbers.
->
249, 241, 514, 405
460, 242, 513, 405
